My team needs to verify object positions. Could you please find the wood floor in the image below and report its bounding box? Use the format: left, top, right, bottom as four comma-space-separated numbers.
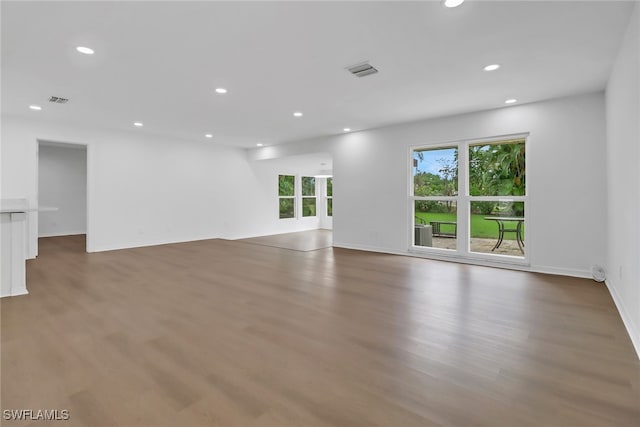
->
1, 235, 639, 427
235, 229, 332, 252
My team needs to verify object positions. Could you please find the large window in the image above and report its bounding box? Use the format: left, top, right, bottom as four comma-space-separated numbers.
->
278, 175, 295, 219
413, 147, 458, 250
301, 176, 316, 217
411, 136, 527, 260
468, 140, 526, 256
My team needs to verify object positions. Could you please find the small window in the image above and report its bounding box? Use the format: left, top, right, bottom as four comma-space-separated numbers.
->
326, 178, 333, 216
278, 175, 295, 219
301, 176, 316, 217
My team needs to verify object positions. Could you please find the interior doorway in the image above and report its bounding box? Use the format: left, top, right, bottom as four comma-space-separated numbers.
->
37, 141, 88, 253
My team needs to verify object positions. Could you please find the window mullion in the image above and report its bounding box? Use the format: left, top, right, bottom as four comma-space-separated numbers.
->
458, 141, 469, 255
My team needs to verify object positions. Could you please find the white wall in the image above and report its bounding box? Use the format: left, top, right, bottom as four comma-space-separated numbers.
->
4, 91, 607, 281
605, 4, 639, 356
250, 92, 608, 278
38, 143, 87, 237
0, 116, 325, 257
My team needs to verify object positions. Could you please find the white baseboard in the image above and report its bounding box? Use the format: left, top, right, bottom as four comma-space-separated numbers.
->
527, 265, 592, 279
38, 231, 85, 238
225, 226, 323, 241
333, 241, 532, 272
87, 234, 219, 253
605, 280, 640, 360
333, 241, 408, 257
0, 288, 29, 298
333, 242, 595, 278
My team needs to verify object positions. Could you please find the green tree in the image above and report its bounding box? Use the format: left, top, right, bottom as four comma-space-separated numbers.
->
301, 177, 315, 196
278, 175, 295, 196
469, 142, 525, 197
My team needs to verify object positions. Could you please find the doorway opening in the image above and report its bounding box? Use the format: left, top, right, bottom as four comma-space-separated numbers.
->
37, 140, 88, 253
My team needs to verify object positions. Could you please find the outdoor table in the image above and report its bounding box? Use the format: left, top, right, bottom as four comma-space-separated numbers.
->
483, 216, 525, 254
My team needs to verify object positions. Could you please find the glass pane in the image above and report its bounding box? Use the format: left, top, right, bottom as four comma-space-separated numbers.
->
278, 175, 295, 197
302, 198, 316, 217
327, 198, 333, 216
469, 140, 526, 196
327, 178, 333, 197
413, 147, 458, 197
470, 201, 525, 257
302, 177, 315, 196
414, 201, 457, 250
279, 198, 295, 219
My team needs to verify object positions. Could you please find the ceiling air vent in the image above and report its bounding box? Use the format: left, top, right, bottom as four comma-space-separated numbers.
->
49, 96, 69, 104
347, 62, 378, 78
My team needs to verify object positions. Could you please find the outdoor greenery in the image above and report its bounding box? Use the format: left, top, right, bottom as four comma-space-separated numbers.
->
414, 141, 526, 217
415, 211, 525, 240
414, 148, 458, 197
279, 198, 294, 219
278, 175, 295, 197
279, 175, 295, 218
469, 141, 526, 197
302, 198, 316, 217
301, 177, 317, 217
414, 148, 458, 213
278, 175, 327, 218
302, 176, 316, 196
327, 178, 333, 216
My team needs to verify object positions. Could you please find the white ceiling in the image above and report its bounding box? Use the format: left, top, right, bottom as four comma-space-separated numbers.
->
1, 1, 634, 148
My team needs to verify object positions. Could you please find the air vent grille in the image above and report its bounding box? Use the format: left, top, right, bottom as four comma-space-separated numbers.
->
347, 62, 378, 78
49, 96, 69, 104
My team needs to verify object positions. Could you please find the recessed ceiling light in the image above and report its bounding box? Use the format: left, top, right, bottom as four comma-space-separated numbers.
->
293, 112, 303, 117
343, 128, 351, 132
205, 134, 213, 138
505, 99, 518, 104
133, 122, 143, 127
215, 88, 227, 94
443, 0, 465, 8
484, 64, 500, 71
29, 105, 42, 111
256, 143, 264, 147
76, 46, 94, 55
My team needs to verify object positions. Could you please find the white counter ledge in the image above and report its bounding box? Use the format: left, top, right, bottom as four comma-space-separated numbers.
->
1, 199, 58, 297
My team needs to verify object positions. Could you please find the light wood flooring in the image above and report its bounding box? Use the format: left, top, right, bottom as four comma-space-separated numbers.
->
234, 229, 332, 252
1, 235, 639, 426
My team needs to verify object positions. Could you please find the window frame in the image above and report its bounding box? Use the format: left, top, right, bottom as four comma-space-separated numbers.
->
278, 174, 296, 219
409, 133, 530, 265
301, 176, 317, 217
326, 177, 333, 217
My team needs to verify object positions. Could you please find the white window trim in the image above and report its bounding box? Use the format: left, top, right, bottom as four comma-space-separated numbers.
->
278, 174, 297, 220
326, 177, 333, 217
301, 176, 318, 217
409, 132, 530, 266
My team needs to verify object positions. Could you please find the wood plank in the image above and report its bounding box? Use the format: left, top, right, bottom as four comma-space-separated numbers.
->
1, 234, 638, 426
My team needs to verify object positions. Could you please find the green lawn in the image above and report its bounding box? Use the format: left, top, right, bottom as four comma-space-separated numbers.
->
415, 212, 525, 240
